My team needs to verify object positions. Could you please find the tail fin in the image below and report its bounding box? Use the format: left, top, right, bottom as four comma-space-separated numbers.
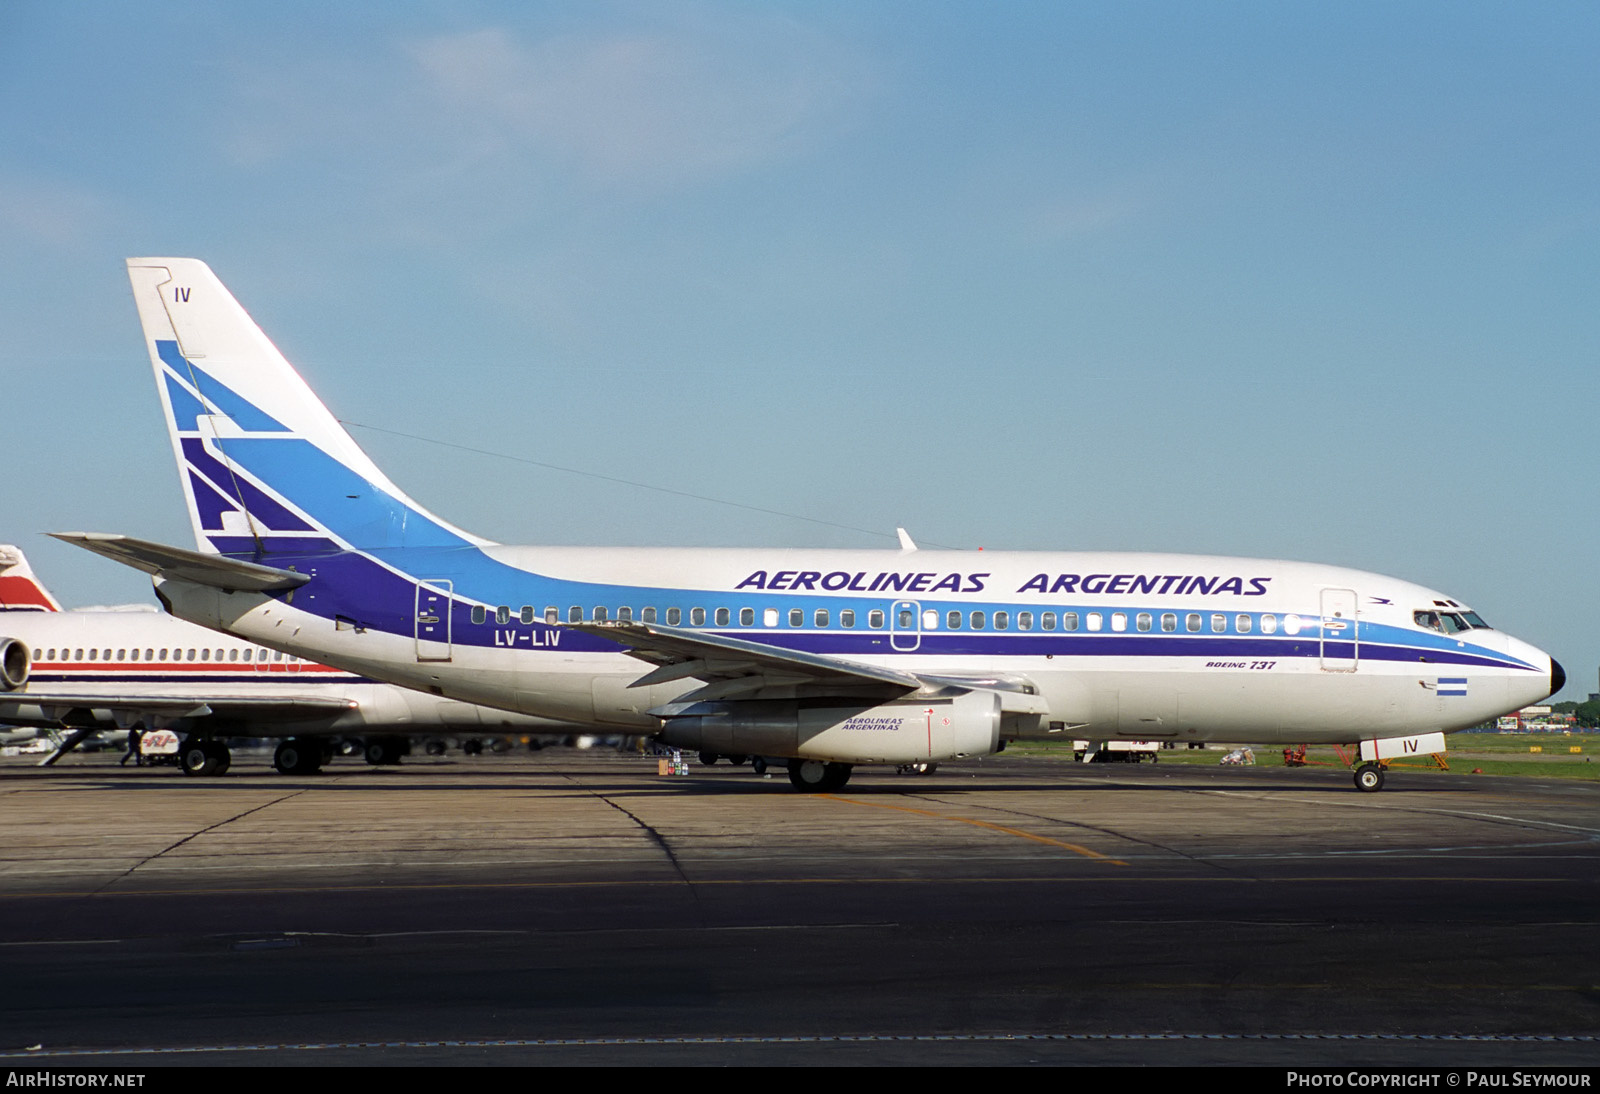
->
126, 258, 491, 558
0, 545, 62, 611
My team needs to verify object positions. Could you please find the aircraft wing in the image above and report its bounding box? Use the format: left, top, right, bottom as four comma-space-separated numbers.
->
0, 692, 357, 725
568, 620, 923, 695
569, 621, 1049, 713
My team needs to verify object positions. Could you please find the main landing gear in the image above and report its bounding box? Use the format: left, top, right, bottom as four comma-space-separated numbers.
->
273, 738, 324, 775
787, 759, 852, 793
178, 737, 231, 777
363, 736, 408, 766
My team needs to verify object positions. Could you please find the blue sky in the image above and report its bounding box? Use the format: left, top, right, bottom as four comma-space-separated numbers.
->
2, 2, 1596, 697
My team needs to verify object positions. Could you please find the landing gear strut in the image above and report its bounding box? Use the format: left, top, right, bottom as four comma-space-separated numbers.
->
787, 759, 852, 793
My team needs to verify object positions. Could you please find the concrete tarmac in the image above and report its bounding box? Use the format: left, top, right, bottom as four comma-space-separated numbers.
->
0, 751, 1596, 1066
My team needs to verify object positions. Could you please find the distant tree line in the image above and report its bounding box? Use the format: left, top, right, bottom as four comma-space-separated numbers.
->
1549, 700, 1600, 728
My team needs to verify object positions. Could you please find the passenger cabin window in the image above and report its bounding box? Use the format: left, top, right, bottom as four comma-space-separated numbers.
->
715, 608, 730, 626
869, 610, 885, 629
840, 610, 856, 628
763, 608, 778, 627
971, 610, 986, 630
947, 610, 962, 630
1211, 613, 1227, 633
740, 607, 754, 626
898, 608, 914, 628
1284, 614, 1302, 635
642, 607, 657, 624
667, 607, 682, 625
546, 607, 558, 624
618, 607, 632, 623
1042, 611, 1057, 631
815, 609, 829, 628
1111, 612, 1127, 633
1261, 614, 1278, 634
593, 606, 608, 622
1064, 612, 1079, 632
1186, 613, 1201, 633
1086, 613, 1102, 632
496, 606, 510, 625
1018, 611, 1033, 631
690, 608, 705, 626
1136, 612, 1152, 632
994, 611, 1009, 631
1161, 613, 1177, 632
520, 606, 535, 624
791, 608, 804, 627
1237, 614, 1252, 634
569, 606, 583, 623
472, 606, 486, 625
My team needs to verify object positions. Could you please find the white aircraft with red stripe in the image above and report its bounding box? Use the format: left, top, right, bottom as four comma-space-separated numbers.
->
0, 545, 577, 773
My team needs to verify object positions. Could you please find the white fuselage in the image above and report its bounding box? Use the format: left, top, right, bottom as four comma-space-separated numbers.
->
152, 544, 1556, 753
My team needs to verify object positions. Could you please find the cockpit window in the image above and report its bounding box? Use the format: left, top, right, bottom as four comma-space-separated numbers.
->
1415, 609, 1491, 633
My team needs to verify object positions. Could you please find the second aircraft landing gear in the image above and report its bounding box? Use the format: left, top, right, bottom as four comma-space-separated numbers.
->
363, 736, 408, 766
787, 759, 852, 793
179, 737, 230, 777
273, 738, 324, 775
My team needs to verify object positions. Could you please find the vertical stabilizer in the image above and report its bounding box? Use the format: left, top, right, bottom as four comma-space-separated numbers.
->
0, 545, 62, 612
125, 259, 491, 557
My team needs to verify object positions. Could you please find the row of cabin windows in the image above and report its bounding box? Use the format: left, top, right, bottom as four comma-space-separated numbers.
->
470, 604, 1309, 636
36, 647, 303, 664
474, 604, 882, 630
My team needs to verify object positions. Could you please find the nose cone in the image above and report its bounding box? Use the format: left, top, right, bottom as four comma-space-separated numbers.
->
1549, 657, 1566, 700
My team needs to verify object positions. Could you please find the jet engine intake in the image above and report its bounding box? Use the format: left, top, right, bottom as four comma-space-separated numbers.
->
0, 637, 30, 691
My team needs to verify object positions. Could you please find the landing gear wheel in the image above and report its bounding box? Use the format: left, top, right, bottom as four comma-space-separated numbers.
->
699, 751, 719, 766
787, 759, 852, 793
273, 739, 322, 775
363, 737, 406, 766
728, 754, 748, 766
462, 739, 483, 756
1354, 763, 1385, 793
179, 738, 229, 777
751, 758, 768, 776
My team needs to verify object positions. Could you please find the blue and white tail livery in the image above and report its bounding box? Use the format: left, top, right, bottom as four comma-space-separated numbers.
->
60, 258, 1562, 792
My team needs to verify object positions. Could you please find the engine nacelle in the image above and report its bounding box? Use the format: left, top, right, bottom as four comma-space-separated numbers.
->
659, 690, 1001, 765
0, 636, 30, 691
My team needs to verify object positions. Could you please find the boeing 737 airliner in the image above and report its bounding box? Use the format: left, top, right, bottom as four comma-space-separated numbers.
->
0, 544, 577, 774
57, 258, 1562, 792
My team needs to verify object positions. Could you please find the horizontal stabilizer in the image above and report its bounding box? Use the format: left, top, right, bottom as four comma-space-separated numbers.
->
50, 533, 309, 593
